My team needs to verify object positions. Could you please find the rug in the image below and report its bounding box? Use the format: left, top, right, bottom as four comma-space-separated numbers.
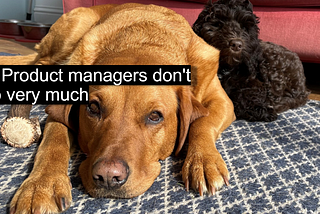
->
0, 101, 320, 214
0, 52, 20, 56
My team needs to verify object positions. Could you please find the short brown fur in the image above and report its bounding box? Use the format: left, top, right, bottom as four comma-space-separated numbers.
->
1, 4, 235, 213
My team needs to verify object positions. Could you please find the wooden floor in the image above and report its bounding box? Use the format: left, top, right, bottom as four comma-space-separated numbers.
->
0, 37, 319, 101
0, 38, 36, 55
308, 86, 320, 101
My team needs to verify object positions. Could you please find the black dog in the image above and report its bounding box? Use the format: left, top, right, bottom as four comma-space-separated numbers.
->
193, 0, 310, 121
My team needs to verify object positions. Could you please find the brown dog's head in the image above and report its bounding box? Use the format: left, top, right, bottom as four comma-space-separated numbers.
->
41, 2, 223, 199
46, 85, 208, 198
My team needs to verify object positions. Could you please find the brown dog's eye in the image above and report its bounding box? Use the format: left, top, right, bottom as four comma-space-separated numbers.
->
147, 111, 163, 124
87, 100, 101, 117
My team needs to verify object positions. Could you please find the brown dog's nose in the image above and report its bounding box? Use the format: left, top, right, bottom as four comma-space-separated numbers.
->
92, 159, 129, 189
229, 39, 243, 52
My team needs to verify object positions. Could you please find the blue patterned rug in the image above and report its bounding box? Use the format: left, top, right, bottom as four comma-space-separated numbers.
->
0, 101, 319, 213
0, 52, 20, 56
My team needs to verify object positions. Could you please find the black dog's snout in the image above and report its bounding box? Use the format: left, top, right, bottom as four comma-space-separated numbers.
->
229, 39, 243, 52
92, 159, 129, 189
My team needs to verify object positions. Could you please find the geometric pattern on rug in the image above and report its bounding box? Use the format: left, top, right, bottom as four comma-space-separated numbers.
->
0, 100, 319, 213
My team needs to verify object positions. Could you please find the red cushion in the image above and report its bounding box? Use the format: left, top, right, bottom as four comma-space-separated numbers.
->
183, 0, 208, 3
251, 0, 320, 7
255, 7, 320, 63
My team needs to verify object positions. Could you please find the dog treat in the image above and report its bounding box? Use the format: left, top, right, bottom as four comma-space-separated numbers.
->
1, 105, 41, 148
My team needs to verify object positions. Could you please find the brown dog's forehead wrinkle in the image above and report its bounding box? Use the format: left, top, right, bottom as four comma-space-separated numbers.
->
129, 86, 178, 111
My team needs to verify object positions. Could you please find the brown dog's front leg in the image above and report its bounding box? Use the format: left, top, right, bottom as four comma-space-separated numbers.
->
182, 78, 235, 196
1, 104, 41, 148
10, 116, 72, 214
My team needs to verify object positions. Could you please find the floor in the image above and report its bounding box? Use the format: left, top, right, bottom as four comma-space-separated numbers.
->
1, 37, 319, 101
0, 38, 36, 55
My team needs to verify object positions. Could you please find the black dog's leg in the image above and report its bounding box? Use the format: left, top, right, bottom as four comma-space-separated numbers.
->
235, 103, 278, 122
231, 87, 278, 122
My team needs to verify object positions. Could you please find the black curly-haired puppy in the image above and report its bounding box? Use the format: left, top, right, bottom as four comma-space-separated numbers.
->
193, 0, 310, 121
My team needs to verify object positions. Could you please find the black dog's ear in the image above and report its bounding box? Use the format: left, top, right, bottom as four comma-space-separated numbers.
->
243, 0, 253, 11
175, 87, 209, 156
45, 105, 79, 131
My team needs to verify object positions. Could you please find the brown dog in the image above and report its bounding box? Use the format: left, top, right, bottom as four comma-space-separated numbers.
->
1, 3, 235, 213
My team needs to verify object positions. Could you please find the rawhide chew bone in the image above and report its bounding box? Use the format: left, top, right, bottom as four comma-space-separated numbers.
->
1, 105, 41, 148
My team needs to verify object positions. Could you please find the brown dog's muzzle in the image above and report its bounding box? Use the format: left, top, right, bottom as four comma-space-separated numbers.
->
79, 141, 162, 199
92, 159, 130, 189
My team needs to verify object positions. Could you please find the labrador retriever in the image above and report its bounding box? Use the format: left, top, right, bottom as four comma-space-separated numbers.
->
0, 3, 235, 213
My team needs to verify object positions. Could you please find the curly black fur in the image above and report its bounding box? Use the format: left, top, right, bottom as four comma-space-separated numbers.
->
193, 0, 310, 121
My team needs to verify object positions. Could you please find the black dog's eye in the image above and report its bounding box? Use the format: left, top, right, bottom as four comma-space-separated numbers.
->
87, 100, 101, 117
147, 111, 163, 124
211, 21, 222, 28
202, 21, 221, 32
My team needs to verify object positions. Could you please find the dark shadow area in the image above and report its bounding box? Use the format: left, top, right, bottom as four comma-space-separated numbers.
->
303, 62, 320, 94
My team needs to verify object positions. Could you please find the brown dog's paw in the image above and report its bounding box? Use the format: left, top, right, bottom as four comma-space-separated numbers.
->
10, 174, 72, 214
182, 151, 230, 196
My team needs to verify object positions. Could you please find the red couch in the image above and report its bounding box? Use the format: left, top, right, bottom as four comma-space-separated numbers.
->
63, 0, 320, 63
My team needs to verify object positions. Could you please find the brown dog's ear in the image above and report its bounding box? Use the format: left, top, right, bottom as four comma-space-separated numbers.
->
45, 105, 78, 131
175, 87, 209, 156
